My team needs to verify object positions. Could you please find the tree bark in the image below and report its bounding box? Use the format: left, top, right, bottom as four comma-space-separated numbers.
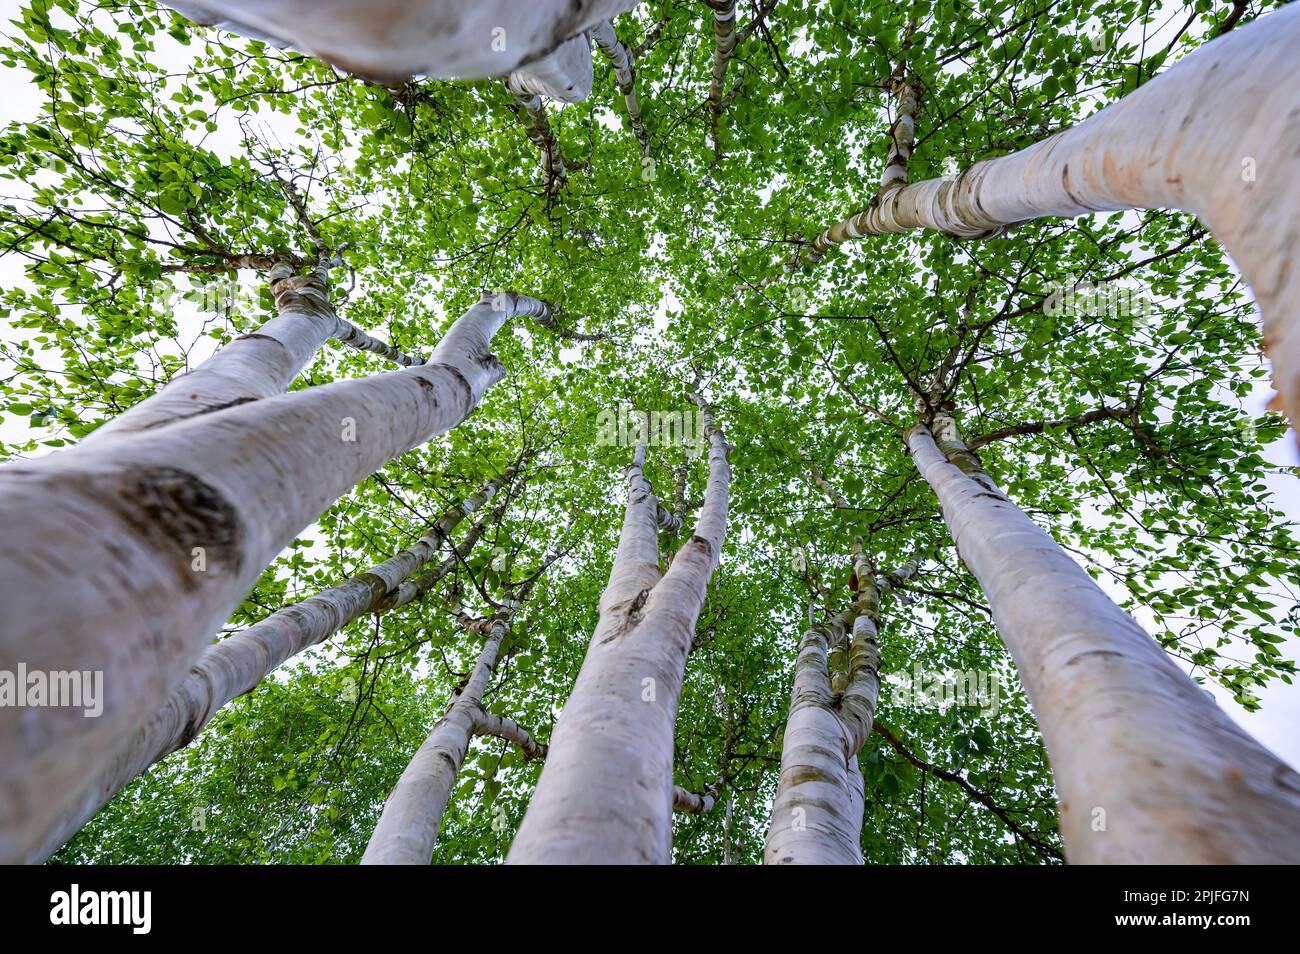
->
24, 470, 512, 863
87, 263, 335, 440
506, 33, 594, 103
907, 412, 1300, 863
705, 0, 738, 157
362, 607, 516, 865
591, 21, 650, 154
165, 0, 640, 84
786, 9, 1300, 431
764, 548, 918, 864
507, 394, 731, 863
88, 263, 418, 441
505, 87, 569, 195
0, 289, 546, 865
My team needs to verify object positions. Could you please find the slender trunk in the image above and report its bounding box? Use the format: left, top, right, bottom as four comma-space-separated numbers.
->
705, 0, 738, 158
164, 0, 641, 83
591, 21, 650, 154
507, 395, 731, 863
764, 549, 918, 864
786, 10, 1300, 430
334, 319, 423, 366
0, 289, 546, 865
25, 471, 512, 864
87, 263, 336, 440
362, 609, 513, 865
907, 412, 1300, 863
505, 87, 569, 195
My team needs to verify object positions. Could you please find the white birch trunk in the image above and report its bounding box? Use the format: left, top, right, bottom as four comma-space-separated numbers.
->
165, 0, 640, 83
24, 472, 511, 863
505, 87, 569, 195
506, 33, 594, 103
87, 263, 337, 440
793, 9, 1300, 429
705, 0, 738, 156
908, 413, 1300, 863
0, 290, 546, 864
591, 21, 650, 154
507, 398, 732, 863
89, 265, 419, 441
764, 550, 918, 864
362, 608, 514, 865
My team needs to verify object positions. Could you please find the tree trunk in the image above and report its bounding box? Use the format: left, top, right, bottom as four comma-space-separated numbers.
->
506, 33, 594, 103
0, 288, 546, 865
789, 9, 1300, 432
89, 264, 419, 442
165, 0, 641, 83
362, 610, 513, 864
591, 21, 650, 154
505, 88, 569, 195
87, 263, 336, 440
705, 0, 737, 157
24, 470, 513, 864
507, 395, 731, 863
907, 413, 1300, 863
764, 549, 917, 864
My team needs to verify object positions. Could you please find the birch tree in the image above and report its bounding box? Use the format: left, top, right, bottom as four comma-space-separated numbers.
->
507, 392, 732, 863
7, 0, 1300, 867
163, 0, 642, 81
26, 466, 519, 863
765, 545, 919, 864
0, 277, 550, 863
907, 412, 1300, 863
759, 7, 1300, 437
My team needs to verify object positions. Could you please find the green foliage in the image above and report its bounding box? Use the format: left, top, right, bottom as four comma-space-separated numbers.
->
0, 0, 1292, 864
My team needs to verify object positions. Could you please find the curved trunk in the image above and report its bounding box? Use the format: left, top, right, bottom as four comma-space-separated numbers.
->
0, 290, 546, 865
25, 473, 511, 864
505, 87, 569, 195
791, 10, 1300, 431
507, 397, 731, 864
165, 0, 640, 83
907, 413, 1300, 863
506, 33, 594, 103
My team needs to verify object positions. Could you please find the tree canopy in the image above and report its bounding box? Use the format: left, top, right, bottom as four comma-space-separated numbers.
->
0, 0, 1295, 864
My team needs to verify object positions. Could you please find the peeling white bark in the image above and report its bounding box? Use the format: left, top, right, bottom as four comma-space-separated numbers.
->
793, 9, 1300, 429
908, 413, 1300, 863
0, 290, 546, 864
507, 396, 731, 863
165, 0, 641, 83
